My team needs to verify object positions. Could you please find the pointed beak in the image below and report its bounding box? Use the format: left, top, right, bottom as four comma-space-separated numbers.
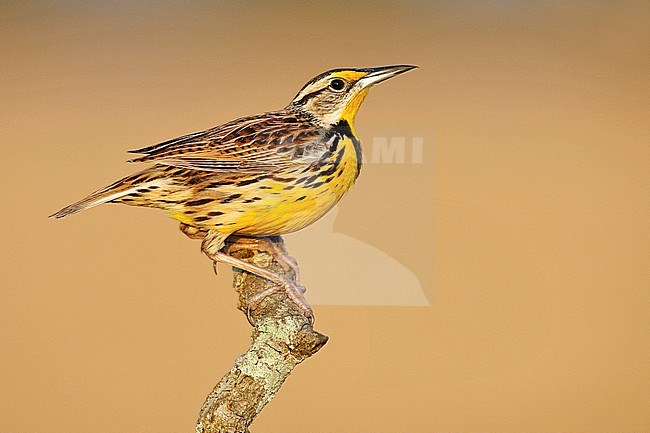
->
357, 65, 418, 88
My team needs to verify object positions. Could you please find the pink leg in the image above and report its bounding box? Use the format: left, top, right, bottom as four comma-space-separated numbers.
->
201, 231, 312, 323
179, 224, 219, 274
211, 251, 314, 324
226, 236, 302, 286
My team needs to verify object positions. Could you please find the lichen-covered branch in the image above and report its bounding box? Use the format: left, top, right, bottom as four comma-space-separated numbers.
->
196, 236, 328, 433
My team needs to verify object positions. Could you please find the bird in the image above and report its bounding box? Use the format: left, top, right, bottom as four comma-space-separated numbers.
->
51, 65, 418, 322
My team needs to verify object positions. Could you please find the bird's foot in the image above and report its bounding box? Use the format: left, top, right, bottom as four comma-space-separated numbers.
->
205, 238, 312, 324
226, 235, 302, 286
245, 277, 313, 325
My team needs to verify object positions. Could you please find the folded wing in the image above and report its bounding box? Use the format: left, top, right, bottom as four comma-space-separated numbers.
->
128, 110, 327, 173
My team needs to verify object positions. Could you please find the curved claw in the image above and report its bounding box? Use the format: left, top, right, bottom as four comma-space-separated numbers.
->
246, 278, 314, 325
204, 245, 314, 325
226, 236, 301, 284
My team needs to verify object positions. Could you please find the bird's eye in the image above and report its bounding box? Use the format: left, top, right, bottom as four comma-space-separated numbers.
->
329, 78, 346, 91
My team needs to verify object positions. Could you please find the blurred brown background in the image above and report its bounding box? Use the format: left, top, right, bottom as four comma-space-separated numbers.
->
1, 2, 648, 432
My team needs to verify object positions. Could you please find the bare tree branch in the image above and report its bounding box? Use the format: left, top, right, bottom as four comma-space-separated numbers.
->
196, 236, 328, 433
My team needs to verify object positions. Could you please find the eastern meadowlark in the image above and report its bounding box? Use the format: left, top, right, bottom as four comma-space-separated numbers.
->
52, 65, 417, 322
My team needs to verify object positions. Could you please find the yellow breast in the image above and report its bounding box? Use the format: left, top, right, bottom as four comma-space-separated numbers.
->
164, 121, 362, 237
234, 132, 361, 236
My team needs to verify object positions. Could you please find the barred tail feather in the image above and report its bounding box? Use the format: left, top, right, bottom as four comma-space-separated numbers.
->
49, 172, 156, 219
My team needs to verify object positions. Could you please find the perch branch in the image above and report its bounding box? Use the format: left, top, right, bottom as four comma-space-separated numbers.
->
196, 236, 328, 433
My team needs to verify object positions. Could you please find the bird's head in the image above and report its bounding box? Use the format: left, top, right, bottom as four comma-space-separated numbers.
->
288, 65, 417, 128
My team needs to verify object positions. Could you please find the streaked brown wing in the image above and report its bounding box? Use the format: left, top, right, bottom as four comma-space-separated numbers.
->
128, 110, 327, 172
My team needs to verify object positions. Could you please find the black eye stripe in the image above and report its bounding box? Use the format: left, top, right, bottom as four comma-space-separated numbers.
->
291, 77, 347, 106
292, 87, 327, 106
